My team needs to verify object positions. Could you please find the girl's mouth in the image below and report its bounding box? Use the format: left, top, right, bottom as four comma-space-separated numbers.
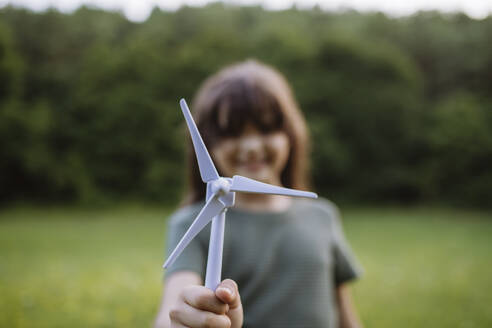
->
238, 159, 268, 172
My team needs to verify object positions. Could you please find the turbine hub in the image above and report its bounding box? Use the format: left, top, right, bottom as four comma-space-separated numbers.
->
211, 178, 231, 196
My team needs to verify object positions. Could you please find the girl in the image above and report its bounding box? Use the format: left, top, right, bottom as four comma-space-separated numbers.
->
154, 60, 363, 328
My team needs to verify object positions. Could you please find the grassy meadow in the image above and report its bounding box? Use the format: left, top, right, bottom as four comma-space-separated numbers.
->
0, 205, 491, 327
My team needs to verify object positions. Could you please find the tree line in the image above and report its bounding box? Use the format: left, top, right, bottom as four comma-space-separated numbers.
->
1, 4, 491, 207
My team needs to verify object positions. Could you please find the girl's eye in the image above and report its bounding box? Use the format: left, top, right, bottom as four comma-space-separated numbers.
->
258, 122, 281, 135
217, 124, 242, 138
256, 113, 283, 133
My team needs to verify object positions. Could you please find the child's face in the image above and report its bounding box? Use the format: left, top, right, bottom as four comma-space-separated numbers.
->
211, 122, 290, 185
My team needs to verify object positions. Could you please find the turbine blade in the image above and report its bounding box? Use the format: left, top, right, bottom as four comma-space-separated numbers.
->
230, 175, 318, 199
163, 195, 226, 268
180, 99, 219, 182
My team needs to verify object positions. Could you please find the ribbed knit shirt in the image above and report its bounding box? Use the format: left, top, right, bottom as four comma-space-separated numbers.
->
164, 198, 362, 328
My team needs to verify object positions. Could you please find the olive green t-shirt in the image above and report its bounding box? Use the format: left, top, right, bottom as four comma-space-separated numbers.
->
164, 198, 362, 328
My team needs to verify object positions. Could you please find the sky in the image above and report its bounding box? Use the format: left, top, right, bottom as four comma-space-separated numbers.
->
1, 0, 491, 22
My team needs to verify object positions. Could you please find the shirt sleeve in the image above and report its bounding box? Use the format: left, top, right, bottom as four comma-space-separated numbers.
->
164, 206, 207, 280
329, 204, 363, 286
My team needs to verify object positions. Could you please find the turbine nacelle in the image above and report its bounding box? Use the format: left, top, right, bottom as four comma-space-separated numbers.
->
207, 178, 235, 208
210, 178, 232, 197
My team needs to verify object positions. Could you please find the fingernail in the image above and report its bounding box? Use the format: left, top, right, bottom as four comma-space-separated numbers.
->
217, 286, 233, 297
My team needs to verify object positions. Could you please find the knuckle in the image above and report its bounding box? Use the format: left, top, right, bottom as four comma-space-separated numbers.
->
202, 314, 217, 328
179, 286, 191, 299
195, 293, 210, 308
224, 315, 232, 328
202, 314, 230, 328
168, 307, 180, 321
182, 285, 209, 304
181, 285, 196, 296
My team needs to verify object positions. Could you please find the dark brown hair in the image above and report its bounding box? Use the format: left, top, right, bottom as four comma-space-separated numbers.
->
183, 60, 311, 204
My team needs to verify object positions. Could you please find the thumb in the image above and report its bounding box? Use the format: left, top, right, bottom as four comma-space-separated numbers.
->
215, 279, 241, 309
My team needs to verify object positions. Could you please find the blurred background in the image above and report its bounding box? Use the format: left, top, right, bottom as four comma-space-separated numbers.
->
0, 0, 491, 327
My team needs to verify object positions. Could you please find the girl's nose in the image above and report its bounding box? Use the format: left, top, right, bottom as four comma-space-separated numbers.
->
237, 124, 265, 160
239, 133, 263, 155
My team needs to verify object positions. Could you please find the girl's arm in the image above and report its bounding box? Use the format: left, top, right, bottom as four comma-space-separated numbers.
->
153, 271, 243, 328
336, 284, 363, 328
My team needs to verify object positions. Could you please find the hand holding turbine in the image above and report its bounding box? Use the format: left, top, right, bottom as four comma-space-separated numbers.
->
163, 99, 317, 291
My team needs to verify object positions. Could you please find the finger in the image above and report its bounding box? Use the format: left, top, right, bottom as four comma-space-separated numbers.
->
170, 322, 189, 328
170, 302, 231, 328
181, 285, 229, 314
215, 279, 241, 309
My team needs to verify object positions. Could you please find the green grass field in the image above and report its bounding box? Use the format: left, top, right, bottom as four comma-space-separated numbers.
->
0, 205, 491, 327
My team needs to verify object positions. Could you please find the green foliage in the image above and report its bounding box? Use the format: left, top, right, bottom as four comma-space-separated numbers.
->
0, 22, 22, 99
306, 36, 424, 201
0, 5, 491, 207
427, 93, 492, 206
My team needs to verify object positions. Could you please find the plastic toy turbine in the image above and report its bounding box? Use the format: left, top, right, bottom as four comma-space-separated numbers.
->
163, 99, 318, 291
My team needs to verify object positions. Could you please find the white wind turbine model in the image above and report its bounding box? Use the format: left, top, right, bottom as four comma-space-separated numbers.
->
163, 99, 318, 291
